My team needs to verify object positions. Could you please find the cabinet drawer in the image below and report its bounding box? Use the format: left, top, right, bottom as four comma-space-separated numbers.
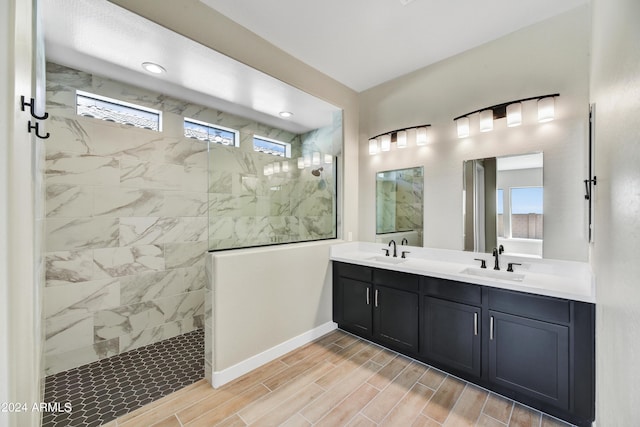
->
488, 288, 570, 324
423, 276, 482, 305
334, 262, 372, 282
373, 269, 420, 292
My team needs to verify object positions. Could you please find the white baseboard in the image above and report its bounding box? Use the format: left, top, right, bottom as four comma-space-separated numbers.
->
210, 321, 338, 388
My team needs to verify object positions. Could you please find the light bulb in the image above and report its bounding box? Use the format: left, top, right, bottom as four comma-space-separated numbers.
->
368, 139, 378, 155
506, 103, 522, 127
397, 130, 407, 148
479, 110, 493, 132
538, 97, 555, 122
457, 117, 470, 138
381, 134, 391, 151
416, 127, 428, 145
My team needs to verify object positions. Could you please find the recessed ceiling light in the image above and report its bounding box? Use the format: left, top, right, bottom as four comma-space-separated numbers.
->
279, 111, 293, 118
141, 62, 166, 74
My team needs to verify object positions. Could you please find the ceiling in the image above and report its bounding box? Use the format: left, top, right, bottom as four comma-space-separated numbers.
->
200, 0, 586, 92
42, 0, 340, 133
42, 0, 586, 134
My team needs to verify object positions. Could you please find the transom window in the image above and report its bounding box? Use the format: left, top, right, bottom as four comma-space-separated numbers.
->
253, 135, 291, 158
184, 118, 239, 146
76, 90, 161, 131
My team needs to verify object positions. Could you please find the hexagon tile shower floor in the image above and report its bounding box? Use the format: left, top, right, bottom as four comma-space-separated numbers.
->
42, 329, 204, 427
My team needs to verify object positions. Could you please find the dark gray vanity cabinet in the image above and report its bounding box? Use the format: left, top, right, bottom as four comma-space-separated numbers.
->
372, 269, 420, 353
333, 263, 373, 337
424, 297, 482, 377
488, 310, 569, 409
333, 262, 419, 354
332, 261, 595, 427
486, 288, 597, 426
422, 277, 483, 378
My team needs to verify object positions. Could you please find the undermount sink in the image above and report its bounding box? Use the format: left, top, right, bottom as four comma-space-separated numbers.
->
459, 267, 525, 282
366, 255, 407, 264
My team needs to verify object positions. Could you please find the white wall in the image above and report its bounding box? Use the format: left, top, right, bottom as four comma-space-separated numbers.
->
1, 0, 43, 425
359, 6, 590, 262
209, 241, 335, 381
590, 0, 640, 423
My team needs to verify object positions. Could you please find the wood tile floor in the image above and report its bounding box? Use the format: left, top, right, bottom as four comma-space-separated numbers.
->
103, 330, 575, 427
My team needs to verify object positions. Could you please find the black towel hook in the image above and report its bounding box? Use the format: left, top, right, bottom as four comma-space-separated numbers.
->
584, 176, 597, 200
21, 95, 49, 120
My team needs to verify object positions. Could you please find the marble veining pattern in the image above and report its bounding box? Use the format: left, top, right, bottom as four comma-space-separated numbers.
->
43, 59, 341, 378
44, 63, 209, 376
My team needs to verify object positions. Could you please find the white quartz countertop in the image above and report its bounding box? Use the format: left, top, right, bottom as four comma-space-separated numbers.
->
330, 242, 595, 303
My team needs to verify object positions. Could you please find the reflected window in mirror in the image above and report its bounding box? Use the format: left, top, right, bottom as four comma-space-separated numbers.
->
375, 167, 424, 247
464, 153, 543, 258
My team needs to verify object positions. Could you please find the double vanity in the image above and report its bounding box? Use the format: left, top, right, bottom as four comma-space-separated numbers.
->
330, 242, 595, 427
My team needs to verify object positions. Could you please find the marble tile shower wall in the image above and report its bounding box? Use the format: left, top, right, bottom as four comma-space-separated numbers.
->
43, 62, 213, 375
206, 115, 339, 250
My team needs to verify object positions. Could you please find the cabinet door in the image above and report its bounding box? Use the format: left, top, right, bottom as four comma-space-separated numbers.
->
373, 285, 419, 353
489, 311, 569, 410
424, 297, 481, 377
338, 277, 372, 336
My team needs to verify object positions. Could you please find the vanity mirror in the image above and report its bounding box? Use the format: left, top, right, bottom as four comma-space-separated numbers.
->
463, 153, 543, 257
376, 167, 424, 247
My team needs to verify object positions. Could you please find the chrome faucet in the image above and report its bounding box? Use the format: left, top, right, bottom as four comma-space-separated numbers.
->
401, 238, 409, 245
388, 240, 397, 257
492, 247, 500, 270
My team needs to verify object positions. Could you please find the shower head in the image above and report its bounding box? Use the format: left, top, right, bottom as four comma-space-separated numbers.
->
311, 167, 324, 177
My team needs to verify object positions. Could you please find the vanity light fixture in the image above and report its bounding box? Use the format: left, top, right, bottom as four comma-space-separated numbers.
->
380, 134, 391, 152
368, 124, 432, 155
297, 152, 334, 168
397, 130, 408, 148
368, 139, 379, 155
454, 93, 559, 138
479, 109, 493, 132
141, 62, 166, 74
506, 103, 522, 127
416, 127, 429, 146
537, 97, 555, 123
457, 117, 470, 138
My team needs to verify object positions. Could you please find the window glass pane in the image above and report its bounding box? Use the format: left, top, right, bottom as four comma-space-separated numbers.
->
76, 91, 161, 131
253, 136, 290, 158
510, 187, 543, 239
184, 119, 238, 146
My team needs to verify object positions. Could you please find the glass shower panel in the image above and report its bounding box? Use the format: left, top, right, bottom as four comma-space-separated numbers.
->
207, 113, 340, 251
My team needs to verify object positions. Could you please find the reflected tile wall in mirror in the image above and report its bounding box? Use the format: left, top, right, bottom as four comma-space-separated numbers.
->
376, 167, 424, 246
